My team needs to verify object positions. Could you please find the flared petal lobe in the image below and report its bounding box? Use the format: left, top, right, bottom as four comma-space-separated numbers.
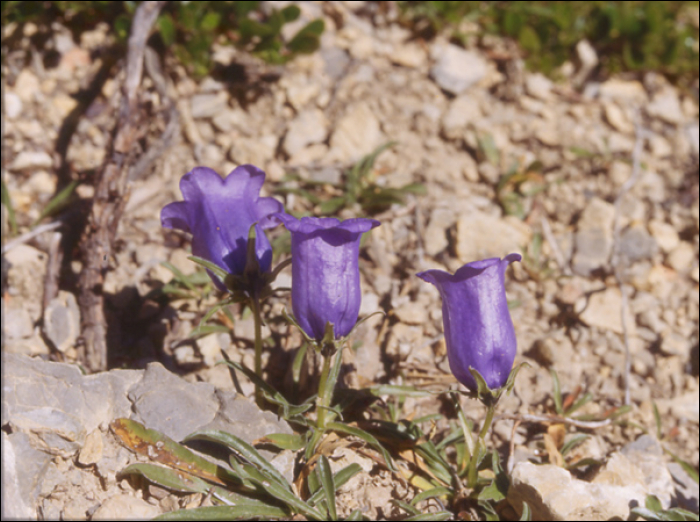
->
417, 254, 521, 390
274, 214, 380, 341
160, 165, 283, 290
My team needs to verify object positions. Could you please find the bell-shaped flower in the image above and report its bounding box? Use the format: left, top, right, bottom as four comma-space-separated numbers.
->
274, 214, 380, 342
161, 165, 283, 290
417, 254, 521, 391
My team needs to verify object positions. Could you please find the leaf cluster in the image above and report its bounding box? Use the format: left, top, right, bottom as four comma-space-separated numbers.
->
399, 1, 699, 88
1, 1, 325, 78
275, 142, 425, 217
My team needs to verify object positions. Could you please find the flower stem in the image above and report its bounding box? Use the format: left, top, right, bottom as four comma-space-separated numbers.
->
306, 340, 344, 460
250, 295, 264, 408
467, 402, 496, 489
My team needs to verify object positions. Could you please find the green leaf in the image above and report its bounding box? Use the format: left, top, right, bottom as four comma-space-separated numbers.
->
256, 433, 306, 451
184, 430, 291, 491
318, 196, 347, 215
153, 504, 289, 520
120, 463, 210, 493
1, 177, 17, 235
292, 342, 307, 385
477, 132, 500, 165
563, 393, 593, 417
162, 261, 197, 291
307, 463, 362, 507
281, 4, 300, 22
345, 509, 364, 521
394, 499, 420, 515
33, 180, 79, 226
646, 495, 664, 513
157, 13, 175, 46
241, 462, 324, 520
550, 368, 563, 415
404, 512, 453, 521
326, 422, 395, 471
369, 385, 432, 398
316, 455, 337, 520
410, 487, 452, 506
188, 256, 229, 286
200, 11, 220, 31
560, 433, 589, 457
653, 402, 663, 440
110, 419, 237, 487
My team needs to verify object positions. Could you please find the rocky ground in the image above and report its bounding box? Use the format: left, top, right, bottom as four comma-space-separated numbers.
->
2, 1, 699, 520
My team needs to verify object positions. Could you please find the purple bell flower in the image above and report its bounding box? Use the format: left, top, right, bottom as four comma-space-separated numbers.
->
273, 214, 380, 342
417, 254, 521, 391
161, 165, 283, 290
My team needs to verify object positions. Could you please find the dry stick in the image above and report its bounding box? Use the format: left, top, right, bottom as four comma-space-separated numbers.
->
1, 221, 62, 255
77, 1, 165, 373
610, 119, 646, 406
495, 412, 613, 430
540, 214, 571, 276
43, 231, 63, 310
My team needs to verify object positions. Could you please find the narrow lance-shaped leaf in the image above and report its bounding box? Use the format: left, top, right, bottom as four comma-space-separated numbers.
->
315, 455, 337, 520
120, 463, 210, 494
110, 419, 236, 486
184, 430, 291, 491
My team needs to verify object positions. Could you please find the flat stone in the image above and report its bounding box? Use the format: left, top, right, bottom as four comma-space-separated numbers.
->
43, 290, 81, 353
394, 302, 428, 325
572, 197, 615, 276
2, 352, 142, 452
508, 461, 647, 521
648, 220, 679, 253
647, 88, 684, 125
603, 101, 634, 133
13, 69, 40, 103
128, 362, 219, 442
329, 102, 382, 163
10, 150, 53, 171
619, 225, 657, 263
1, 431, 51, 520
3, 306, 34, 340
456, 211, 531, 263
197, 332, 230, 368
190, 91, 228, 119
687, 123, 699, 156
91, 494, 160, 521
667, 462, 700, 513
667, 241, 695, 273
391, 42, 426, 68
424, 207, 456, 256
527, 330, 575, 369
660, 331, 691, 357
620, 435, 675, 508
4, 90, 22, 119
78, 429, 104, 466
441, 95, 482, 139
430, 43, 487, 95
284, 108, 328, 156
578, 287, 635, 336
599, 78, 647, 103
229, 134, 277, 167
525, 73, 553, 100
5, 244, 47, 323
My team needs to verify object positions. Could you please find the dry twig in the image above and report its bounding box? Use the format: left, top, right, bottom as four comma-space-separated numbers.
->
610, 118, 647, 405
77, 1, 165, 372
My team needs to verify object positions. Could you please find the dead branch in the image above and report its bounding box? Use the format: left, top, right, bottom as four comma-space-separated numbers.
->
77, 1, 165, 372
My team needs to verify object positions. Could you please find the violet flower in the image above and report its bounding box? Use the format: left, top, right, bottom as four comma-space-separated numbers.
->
417, 254, 521, 391
161, 165, 283, 290
274, 214, 380, 342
